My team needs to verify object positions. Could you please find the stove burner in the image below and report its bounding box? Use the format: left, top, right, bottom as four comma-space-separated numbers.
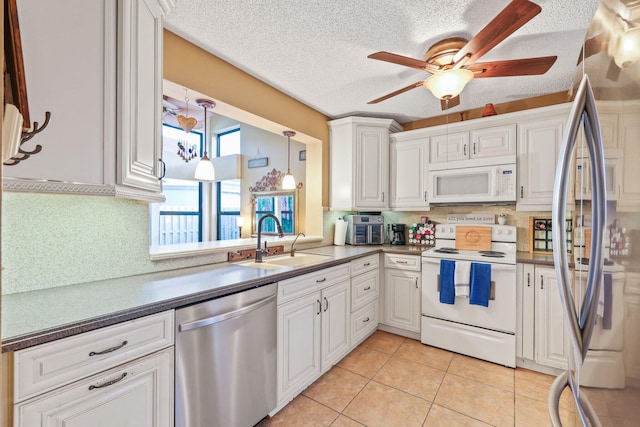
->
434, 247, 458, 254
478, 250, 506, 258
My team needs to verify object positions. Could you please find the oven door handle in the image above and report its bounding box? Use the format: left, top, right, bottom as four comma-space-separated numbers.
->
421, 258, 515, 272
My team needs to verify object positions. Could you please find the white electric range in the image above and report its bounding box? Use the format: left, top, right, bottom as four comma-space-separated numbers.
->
421, 223, 517, 367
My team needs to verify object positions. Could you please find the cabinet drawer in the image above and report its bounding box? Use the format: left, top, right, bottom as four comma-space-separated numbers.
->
278, 264, 350, 305
351, 301, 379, 347
384, 254, 421, 271
15, 347, 173, 427
14, 310, 174, 402
350, 254, 379, 276
351, 270, 379, 312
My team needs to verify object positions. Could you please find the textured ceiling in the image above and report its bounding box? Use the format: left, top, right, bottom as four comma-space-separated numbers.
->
165, 0, 601, 123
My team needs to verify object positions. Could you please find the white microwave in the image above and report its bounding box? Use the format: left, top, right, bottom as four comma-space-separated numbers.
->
426, 163, 516, 204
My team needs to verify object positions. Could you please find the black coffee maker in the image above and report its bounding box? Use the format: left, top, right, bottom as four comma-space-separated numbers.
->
391, 224, 406, 245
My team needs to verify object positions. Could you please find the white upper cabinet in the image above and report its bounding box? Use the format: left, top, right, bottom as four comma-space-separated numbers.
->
116, 0, 166, 195
329, 117, 401, 211
429, 131, 469, 163
617, 108, 640, 211
5, 0, 173, 201
516, 104, 571, 211
429, 124, 515, 169
389, 136, 429, 210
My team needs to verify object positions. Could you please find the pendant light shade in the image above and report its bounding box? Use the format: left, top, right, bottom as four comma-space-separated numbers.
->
194, 99, 216, 181
282, 130, 296, 190
423, 69, 474, 100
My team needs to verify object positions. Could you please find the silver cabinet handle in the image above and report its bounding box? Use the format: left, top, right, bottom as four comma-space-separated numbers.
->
415, 277, 419, 288
363, 317, 370, 323
323, 297, 329, 312
397, 260, 408, 264
473, 142, 477, 155
463, 144, 467, 156
317, 299, 321, 315
89, 372, 127, 390
382, 192, 385, 202
520, 186, 524, 198
540, 275, 544, 290
316, 277, 326, 283
424, 191, 428, 202
363, 262, 371, 267
364, 286, 371, 291
89, 340, 128, 357
527, 272, 531, 287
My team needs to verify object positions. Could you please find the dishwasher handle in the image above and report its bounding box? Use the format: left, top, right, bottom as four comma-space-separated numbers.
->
178, 293, 276, 332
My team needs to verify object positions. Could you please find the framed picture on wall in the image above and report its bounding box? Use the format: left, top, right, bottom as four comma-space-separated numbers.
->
299, 150, 306, 161
248, 157, 268, 168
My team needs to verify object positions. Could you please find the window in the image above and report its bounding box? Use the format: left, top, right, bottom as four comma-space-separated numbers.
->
150, 124, 203, 246
216, 129, 241, 240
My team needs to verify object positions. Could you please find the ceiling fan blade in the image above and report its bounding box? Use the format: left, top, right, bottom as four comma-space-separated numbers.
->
441, 95, 460, 110
453, 0, 542, 65
468, 56, 557, 77
606, 59, 621, 82
368, 52, 440, 73
577, 33, 606, 65
368, 81, 425, 104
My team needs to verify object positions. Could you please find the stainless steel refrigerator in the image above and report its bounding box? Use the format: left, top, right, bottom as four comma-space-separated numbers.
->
550, 1, 640, 425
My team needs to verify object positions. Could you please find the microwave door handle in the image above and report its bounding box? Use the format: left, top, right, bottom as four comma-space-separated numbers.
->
493, 169, 499, 197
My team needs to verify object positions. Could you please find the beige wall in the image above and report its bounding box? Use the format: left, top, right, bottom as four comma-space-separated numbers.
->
164, 30, 330, 206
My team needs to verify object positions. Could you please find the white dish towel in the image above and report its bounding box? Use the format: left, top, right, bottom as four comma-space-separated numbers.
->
454, 261, 471, 297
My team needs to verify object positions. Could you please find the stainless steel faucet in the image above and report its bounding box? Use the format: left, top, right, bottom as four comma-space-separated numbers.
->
290, 232, 306, 257
255, 214, 284, 263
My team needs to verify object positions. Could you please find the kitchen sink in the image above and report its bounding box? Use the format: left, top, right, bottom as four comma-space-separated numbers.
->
237, 253, 333, 269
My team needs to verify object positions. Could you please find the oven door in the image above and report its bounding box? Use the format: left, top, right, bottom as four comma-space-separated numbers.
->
421, 257, 516, 334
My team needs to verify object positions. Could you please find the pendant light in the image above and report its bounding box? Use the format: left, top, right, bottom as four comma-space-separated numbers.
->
282, 130, 296, 189
194, 99, 216, 181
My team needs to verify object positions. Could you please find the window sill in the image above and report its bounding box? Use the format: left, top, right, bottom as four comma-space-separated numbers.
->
149, 235, 325, 261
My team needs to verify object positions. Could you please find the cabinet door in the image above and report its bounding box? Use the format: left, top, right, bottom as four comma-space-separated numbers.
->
354, 125, 388, 209
517, 264, 535, 360
117, 0, 164, 193
277, 292, 321, 404
517, 117, 565, 209
16, 348, 173, 427
618, 112, 640, 210
534, 267, 570, 369
470, 124, 516, 159
430, 131, 469, 164
7, 0, 116, 184
624, 295, 640, 379
389, 138, 429, 210
321, 280, 351, 371
383, 269, 421, 333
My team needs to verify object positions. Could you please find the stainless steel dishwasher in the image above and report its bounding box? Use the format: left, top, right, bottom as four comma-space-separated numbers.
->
175, 282, 277, 427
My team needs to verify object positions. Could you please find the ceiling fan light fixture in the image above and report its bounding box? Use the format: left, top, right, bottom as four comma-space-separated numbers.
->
423, 69, 474, 100
614, 26, 640, 68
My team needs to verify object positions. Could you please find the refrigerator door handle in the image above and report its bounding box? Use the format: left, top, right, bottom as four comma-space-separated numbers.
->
550, 74, 606, 427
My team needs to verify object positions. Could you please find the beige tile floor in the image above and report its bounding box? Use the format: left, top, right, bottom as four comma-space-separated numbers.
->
260, 331, 640, 427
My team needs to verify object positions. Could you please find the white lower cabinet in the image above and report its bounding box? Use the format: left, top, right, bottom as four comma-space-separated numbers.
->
15, 348, 173, 427
624, 273, 640, 380
13, 311, 175, 427
518, 264, 570, 370
382, 254, 421, 333
276, 265, 351, 407
349, 254, 380, 347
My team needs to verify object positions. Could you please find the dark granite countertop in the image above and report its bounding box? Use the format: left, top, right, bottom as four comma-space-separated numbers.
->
2, 245, 425, 353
